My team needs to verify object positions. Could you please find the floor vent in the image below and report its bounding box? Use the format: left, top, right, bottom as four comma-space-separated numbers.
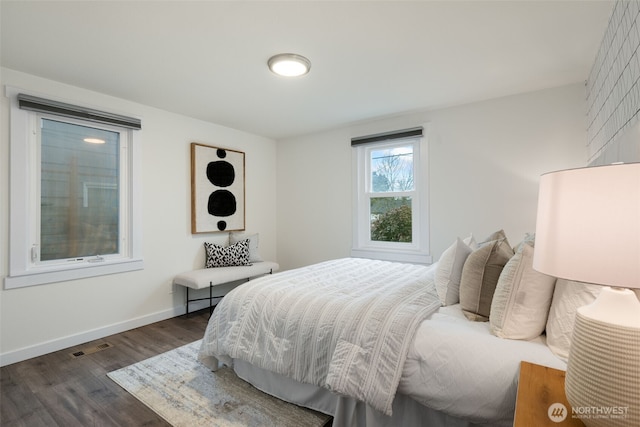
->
69, 342, 114, 359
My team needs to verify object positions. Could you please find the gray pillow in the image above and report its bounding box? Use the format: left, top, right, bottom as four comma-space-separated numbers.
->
459, 239, 513, 321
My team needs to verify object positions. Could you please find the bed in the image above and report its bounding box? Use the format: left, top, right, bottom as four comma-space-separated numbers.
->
198, 254, 569, 427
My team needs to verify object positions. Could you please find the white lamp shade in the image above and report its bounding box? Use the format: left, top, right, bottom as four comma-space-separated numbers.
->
534, 163, 640, 427
533, 163, 640, 289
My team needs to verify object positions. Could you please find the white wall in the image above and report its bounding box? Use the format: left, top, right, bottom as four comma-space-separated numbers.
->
276, 84, 588, 271
0, 68, 277, 365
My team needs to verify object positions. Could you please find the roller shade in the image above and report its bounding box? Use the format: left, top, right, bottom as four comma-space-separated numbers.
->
18, 93, 141, 130
351, 127, 422, 146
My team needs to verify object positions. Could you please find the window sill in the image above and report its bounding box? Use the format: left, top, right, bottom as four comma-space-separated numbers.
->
4, 258, 144, 289
350, 248, 432, 265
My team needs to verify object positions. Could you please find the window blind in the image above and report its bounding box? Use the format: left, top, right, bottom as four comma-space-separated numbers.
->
351, 127, 422, 146
17, 93, 142, 130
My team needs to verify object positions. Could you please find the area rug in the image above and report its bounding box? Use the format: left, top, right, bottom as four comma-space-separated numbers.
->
107, 340, 331, 427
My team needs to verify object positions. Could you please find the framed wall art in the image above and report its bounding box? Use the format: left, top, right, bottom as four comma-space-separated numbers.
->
191, 143, 245, 233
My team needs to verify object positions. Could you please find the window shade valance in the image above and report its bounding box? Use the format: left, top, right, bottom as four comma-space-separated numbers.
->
351, 127, 423, 146
17, 93, 142, 130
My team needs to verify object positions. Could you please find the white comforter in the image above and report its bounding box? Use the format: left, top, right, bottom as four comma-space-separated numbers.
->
198, 258, 441, 416
400, 305, 567, 425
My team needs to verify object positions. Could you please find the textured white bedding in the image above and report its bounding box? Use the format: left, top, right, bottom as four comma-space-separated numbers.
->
400, 304, 566, 425
199, 257, 566, 426
199, 258, 441, 415
232, 303, 567, 427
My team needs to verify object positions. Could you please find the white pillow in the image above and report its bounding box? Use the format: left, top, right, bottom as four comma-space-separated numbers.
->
435, 236, 476, 305
230, 232, 263, 262
489, 243, 556, 340
545, 279, 602, 361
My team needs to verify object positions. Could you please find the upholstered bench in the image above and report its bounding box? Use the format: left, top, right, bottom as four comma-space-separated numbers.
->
173, 261, 279, 315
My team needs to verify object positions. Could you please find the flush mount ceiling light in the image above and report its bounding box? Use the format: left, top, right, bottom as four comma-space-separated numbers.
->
268, 53, 311, 77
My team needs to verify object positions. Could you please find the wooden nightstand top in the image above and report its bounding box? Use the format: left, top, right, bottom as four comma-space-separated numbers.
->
514, 361, 585, 427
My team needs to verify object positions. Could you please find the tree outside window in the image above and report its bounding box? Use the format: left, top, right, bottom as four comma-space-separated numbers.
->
369, 145, 414, 243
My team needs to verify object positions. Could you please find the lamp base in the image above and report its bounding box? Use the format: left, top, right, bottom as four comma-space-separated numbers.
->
578, 286, 640, 327
565, 288, 640, 427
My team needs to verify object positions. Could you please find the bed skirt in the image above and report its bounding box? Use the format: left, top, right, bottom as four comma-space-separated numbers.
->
233, 359, 506, 427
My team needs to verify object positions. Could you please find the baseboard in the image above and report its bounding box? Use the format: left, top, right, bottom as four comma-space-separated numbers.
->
0, 304, 194, 367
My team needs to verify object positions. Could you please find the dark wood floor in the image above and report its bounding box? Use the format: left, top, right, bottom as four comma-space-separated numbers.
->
1, 309, 211, 427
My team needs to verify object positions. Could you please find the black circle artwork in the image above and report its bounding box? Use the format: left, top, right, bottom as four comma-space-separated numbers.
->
206, 161, 235, 187
206, 149, 237, 231
208, 190, 237, 217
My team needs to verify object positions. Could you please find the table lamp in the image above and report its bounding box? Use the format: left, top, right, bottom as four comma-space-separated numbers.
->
533, 162, 640, 427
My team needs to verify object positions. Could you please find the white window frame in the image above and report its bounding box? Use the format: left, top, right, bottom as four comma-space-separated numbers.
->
351, 129, 431, 264
5, 87, 143, 289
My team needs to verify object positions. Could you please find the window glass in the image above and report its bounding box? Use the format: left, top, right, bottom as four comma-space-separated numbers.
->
370, 145, 414, 192
370, 197, 412, 242
5, 88, 143, 289
351, 131, 430, 265
369, 143, 414, 243
39, 118, 120, 262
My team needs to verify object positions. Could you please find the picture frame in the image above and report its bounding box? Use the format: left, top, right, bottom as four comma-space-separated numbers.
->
191, 142, 245, 234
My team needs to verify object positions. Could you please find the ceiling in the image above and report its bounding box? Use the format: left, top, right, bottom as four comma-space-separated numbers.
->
1, 1, 613, 140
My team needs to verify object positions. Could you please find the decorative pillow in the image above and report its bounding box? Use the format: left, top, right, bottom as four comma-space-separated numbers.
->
230, 232, 263, 262
482, 229, 507, 244
459, 238, 513, 321
545, 279, 601, 361
512, 232, 535, 254
489, 243, 556, 340
435, 235, 477, 305
204, 239, 251, 268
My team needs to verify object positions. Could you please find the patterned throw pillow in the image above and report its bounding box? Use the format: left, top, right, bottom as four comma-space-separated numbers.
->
204, 239, 252, 268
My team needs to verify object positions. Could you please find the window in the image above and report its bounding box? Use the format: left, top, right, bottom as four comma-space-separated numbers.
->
351, 127, 431, 264
5, 90, 143, 288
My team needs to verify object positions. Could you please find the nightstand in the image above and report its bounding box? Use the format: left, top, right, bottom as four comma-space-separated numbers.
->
514, 361, 585, 427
